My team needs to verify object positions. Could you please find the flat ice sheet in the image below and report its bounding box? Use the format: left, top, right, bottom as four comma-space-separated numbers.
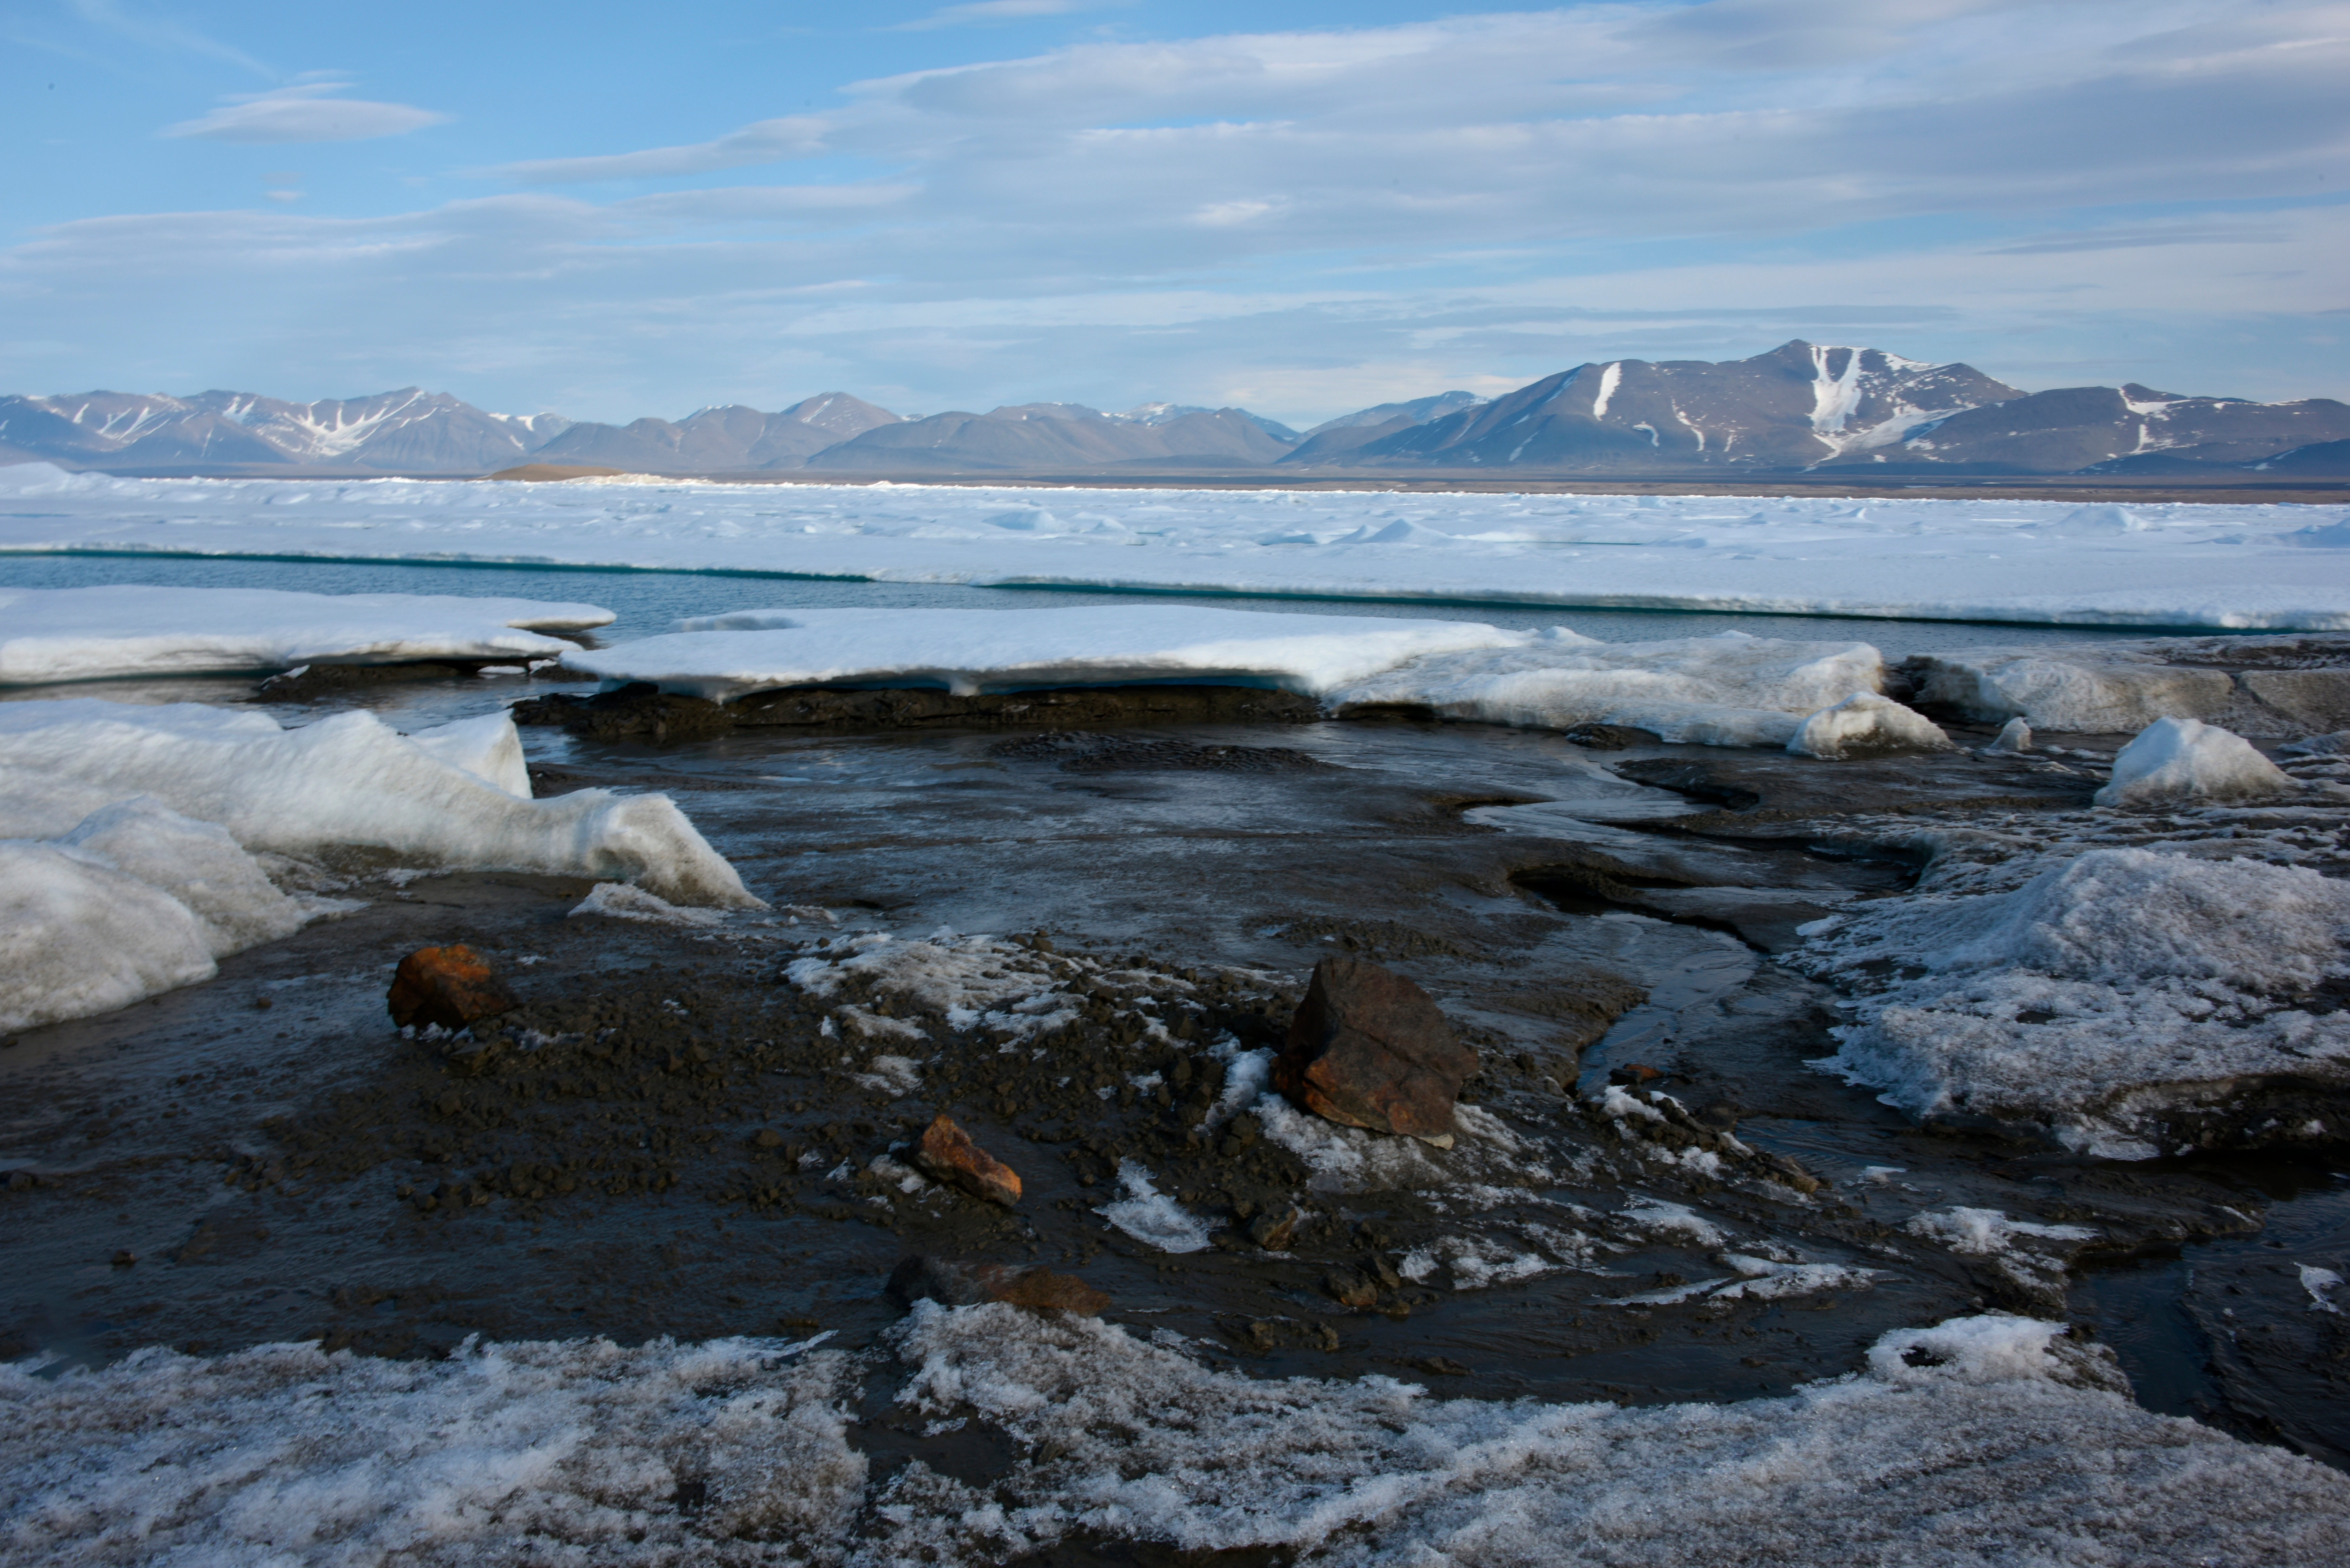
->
3, 464, 2347, 630
569, 605, 1523, 700
0, 584, 614, 684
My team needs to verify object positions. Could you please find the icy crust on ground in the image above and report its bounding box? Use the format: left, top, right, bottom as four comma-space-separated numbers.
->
0, 1334, 863, 1566
874, 1304, 2350, 1565
4, 469, 2349, 630
0, 584, 611, 684
595, 604, 1524, 701
0, 700, 755, 910
2095, 716, 2292, 806
13, 1310, 2348, 1566
1328, 630, 1906, 747
0, 799, 357, 1032
1797, 826, 2350, 1155
581, 608, 1936, 751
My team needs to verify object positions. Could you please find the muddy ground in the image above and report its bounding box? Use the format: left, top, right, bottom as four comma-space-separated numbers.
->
4, 684, 2348, 1498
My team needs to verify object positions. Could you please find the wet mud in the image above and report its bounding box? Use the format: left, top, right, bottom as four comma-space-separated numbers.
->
3, 691, 2347, 1496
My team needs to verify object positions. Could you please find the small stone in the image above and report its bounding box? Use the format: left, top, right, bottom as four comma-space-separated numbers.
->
111, 1249, 136, 1267
753, 1129, 785, 1150
1274, 957, 1477, 1143
1323, 1269, 1378, 1309
1610, 1063, 1663, 1087
252, 995, 273, 1011
1248, 1206, 1303, 1251
912, 1114, 1022, 1207
1411, 1355, 1471, 1377
1695, 1101, 1740, 1132
387, 945, 519, 1031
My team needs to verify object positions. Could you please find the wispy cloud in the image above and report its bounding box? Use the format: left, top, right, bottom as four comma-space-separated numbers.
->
163, 81, 449, 144
489, 117, 829, 184
895, 0, 1124, 32
69, 0, 271, 76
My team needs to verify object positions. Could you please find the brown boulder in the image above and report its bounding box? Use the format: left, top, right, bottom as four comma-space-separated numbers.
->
886, 1256, 1108, 1315
912, 1114, 1022, 1207
387, 945, 519, 1031
1273, 957, 1477, 1145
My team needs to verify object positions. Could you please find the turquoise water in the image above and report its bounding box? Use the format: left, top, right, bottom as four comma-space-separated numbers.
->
0, 552, 2190, 656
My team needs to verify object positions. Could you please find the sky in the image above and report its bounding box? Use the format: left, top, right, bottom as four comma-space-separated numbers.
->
1, 0, 2344, 427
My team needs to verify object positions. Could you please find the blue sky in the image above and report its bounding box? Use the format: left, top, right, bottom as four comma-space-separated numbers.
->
3, 0, 2344, 425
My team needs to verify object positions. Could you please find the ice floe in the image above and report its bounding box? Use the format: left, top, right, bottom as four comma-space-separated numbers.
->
0, 584, 611, 684
1800, 837, 2350, 1155
2095, 716, 2292, 806
1786, 690, 1952, 759
4, 471, 2348, 630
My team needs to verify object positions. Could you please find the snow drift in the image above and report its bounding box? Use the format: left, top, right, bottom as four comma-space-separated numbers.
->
0, 584, 612, 684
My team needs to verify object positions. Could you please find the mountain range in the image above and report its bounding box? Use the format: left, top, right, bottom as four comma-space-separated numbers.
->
4, 342, 2344, 479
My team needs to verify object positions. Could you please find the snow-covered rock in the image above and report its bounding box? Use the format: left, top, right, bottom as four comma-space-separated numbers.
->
0, 585, 612, 685
1787, 691, 1951, 759
0, 700, 758, 908
569, 605, 1522, 703
2094, 716, 2291, 806
1, 798, 353, 1033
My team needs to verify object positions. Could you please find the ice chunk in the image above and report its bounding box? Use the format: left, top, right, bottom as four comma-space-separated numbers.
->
1987, 716, 2033, 753
1787, 691, 1952, 759
567, 882, 725, 927
2095, 716, 2291, 806
1331, 632, 1884, 747
0, 585, 612, 684
408, 712, 531, 798
0, 699, 757, 908
1800, 846, 2350, 1150
1907, 647, 2233, 731
574, 605, 1524, 702
1, 799, 349, 1032
1096, 1160, 1216, 1253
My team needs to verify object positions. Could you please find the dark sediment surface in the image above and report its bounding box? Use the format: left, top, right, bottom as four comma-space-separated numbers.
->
4, 683, 2347, 1502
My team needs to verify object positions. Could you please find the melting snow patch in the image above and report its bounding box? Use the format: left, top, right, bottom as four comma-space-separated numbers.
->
2302, 1264, 2344, 1314
1615, 1197, 1728, 1248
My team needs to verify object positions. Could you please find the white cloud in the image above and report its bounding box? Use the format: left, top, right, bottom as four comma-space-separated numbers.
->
490, 117, 829, 184
162, 82, 449, 144
895, 0, 1126, 31
15, 1, 2350, 419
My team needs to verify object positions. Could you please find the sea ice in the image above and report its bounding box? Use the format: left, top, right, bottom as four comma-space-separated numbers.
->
2095, 716, 2292, 806
567, 604, 1523, 702
1785, 690, 1952, 759
0, 798, 353, 1032
1329, 630, 1887, 745
0, 584, 611, 684
0, 700, 757, 905
4, 469, 2347, 630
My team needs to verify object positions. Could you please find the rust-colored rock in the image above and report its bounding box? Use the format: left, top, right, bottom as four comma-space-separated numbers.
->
1273, 957, 1478, 1145
886, 1256, 1108, 1316
387, 945, 519, 1031
912, 1114, 1022, 1207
